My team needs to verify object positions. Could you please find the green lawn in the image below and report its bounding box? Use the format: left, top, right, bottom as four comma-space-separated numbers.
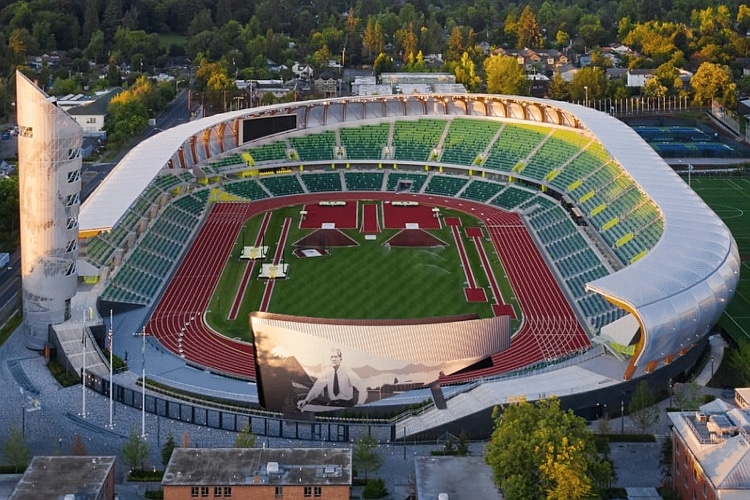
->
205, 204, 520, 341
690, 176, 750, 343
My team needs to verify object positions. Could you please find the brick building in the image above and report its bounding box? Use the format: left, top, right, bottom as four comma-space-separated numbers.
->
669, 396, 750, 499
162, 448, 351, 500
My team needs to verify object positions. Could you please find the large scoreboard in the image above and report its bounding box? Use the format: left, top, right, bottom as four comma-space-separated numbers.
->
241, 115, 297, 144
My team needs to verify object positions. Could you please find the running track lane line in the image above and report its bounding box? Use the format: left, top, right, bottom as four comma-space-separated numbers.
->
469, 229, 507, 306
228, 211, 272, 320
259, 217, 292, 312
450, 224, 478, 289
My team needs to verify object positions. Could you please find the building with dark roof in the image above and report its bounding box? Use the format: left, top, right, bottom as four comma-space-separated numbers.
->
65, 87, 122, 137
9, 456, 116, 500
162, 448, 351, 500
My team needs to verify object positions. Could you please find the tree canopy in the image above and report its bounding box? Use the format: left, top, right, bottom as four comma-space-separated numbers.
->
485, 397, 611, 500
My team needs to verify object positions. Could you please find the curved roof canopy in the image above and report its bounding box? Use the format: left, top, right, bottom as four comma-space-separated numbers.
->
80, 94, 740, 376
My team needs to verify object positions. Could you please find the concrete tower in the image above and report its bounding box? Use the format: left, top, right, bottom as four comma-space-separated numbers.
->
16, 71, 82, 350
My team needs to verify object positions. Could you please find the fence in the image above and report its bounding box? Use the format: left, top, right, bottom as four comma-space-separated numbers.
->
84, 371, 396, 443
577, 96, 697, 117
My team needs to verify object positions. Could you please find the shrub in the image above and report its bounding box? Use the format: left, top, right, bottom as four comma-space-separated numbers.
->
362, 478, 388, 499
47, 360, 80, 387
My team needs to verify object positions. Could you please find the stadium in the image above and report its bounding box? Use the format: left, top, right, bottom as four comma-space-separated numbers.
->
71, 93, 738, 438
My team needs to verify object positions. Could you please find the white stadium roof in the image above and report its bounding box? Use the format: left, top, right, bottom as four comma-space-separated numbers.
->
80, 94, 739, 377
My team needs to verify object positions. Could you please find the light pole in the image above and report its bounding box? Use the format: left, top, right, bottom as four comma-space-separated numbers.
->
584, 86, 589, 107
620, 399, 625, 435
141, 325, 147, 439
711, 355, 714, 377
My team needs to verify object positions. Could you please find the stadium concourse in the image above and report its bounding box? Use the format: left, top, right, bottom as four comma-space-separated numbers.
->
66, 94, 738, 437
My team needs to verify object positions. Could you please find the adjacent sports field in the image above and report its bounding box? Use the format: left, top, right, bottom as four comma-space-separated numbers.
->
690, 176, 750, 343
205, 202, 520, 341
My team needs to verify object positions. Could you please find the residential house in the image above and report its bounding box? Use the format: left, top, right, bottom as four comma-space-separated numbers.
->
65, 87, 123, 137
292, 62, 314, 82
314, 71, 339, 97
627, 69, 655, 88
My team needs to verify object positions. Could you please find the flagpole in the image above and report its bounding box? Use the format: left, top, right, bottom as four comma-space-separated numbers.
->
81, 308, 87, 418
108, 310, 114, 428
141, 325, 146, 439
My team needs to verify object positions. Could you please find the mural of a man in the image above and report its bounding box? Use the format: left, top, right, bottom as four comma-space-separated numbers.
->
297, 348, 368, 410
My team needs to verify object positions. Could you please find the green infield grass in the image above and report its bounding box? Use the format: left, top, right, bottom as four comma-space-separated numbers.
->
205, 203, 521, 340
690, 175, 750, 343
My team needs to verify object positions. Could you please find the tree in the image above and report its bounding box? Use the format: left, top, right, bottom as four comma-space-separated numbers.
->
181, 431, 191, 448
516, 6, 543, 49
121, 427, 149, 471
353, 434, 383, 481
727, 340, 750, 386
2, 425, 31, 473
234, 425, 257, 448
547, 71, 570, 101
485, 397, 611, 500
362, 18, 384, 61
659, 435, 673, 485
690, 62, 737, 109
161, 432, 177, 467
452, 52, 481, 92
396, 22, 419, 63
71, 433, 88, 456
483, 54, 529, 96
445, 26, 464, 63
571, 66, 608, 102
672, 383, 703, 410
628, 380, 660, 434
373, 52, 396, 77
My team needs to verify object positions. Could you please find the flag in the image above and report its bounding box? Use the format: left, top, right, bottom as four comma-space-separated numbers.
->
107, 328, 113, 351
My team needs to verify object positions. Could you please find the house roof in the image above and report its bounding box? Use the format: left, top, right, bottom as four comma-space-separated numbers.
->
66, 87, 123, 116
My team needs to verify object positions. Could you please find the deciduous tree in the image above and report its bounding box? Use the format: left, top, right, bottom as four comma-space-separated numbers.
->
690, 61, 737, 108
353, 434, 382, 481
628, 380, 660, 434
483, 54, 529, 96
71, 433, 88, 456
485, 397, 611, 500
121, 427, 149, 471
234, 425, 257, 448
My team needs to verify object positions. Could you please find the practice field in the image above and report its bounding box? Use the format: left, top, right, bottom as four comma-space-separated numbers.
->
205, 202, 519, 341
690, 176, 750, 342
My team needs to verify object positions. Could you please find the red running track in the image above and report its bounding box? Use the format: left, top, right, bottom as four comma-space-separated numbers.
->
258, 217, 291, 312
228, 211, 272, 320
146, 193, 590, 382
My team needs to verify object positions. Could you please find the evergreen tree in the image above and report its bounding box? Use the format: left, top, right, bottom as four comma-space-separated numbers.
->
161, 432, 177, 467
2, 425, 31, 473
